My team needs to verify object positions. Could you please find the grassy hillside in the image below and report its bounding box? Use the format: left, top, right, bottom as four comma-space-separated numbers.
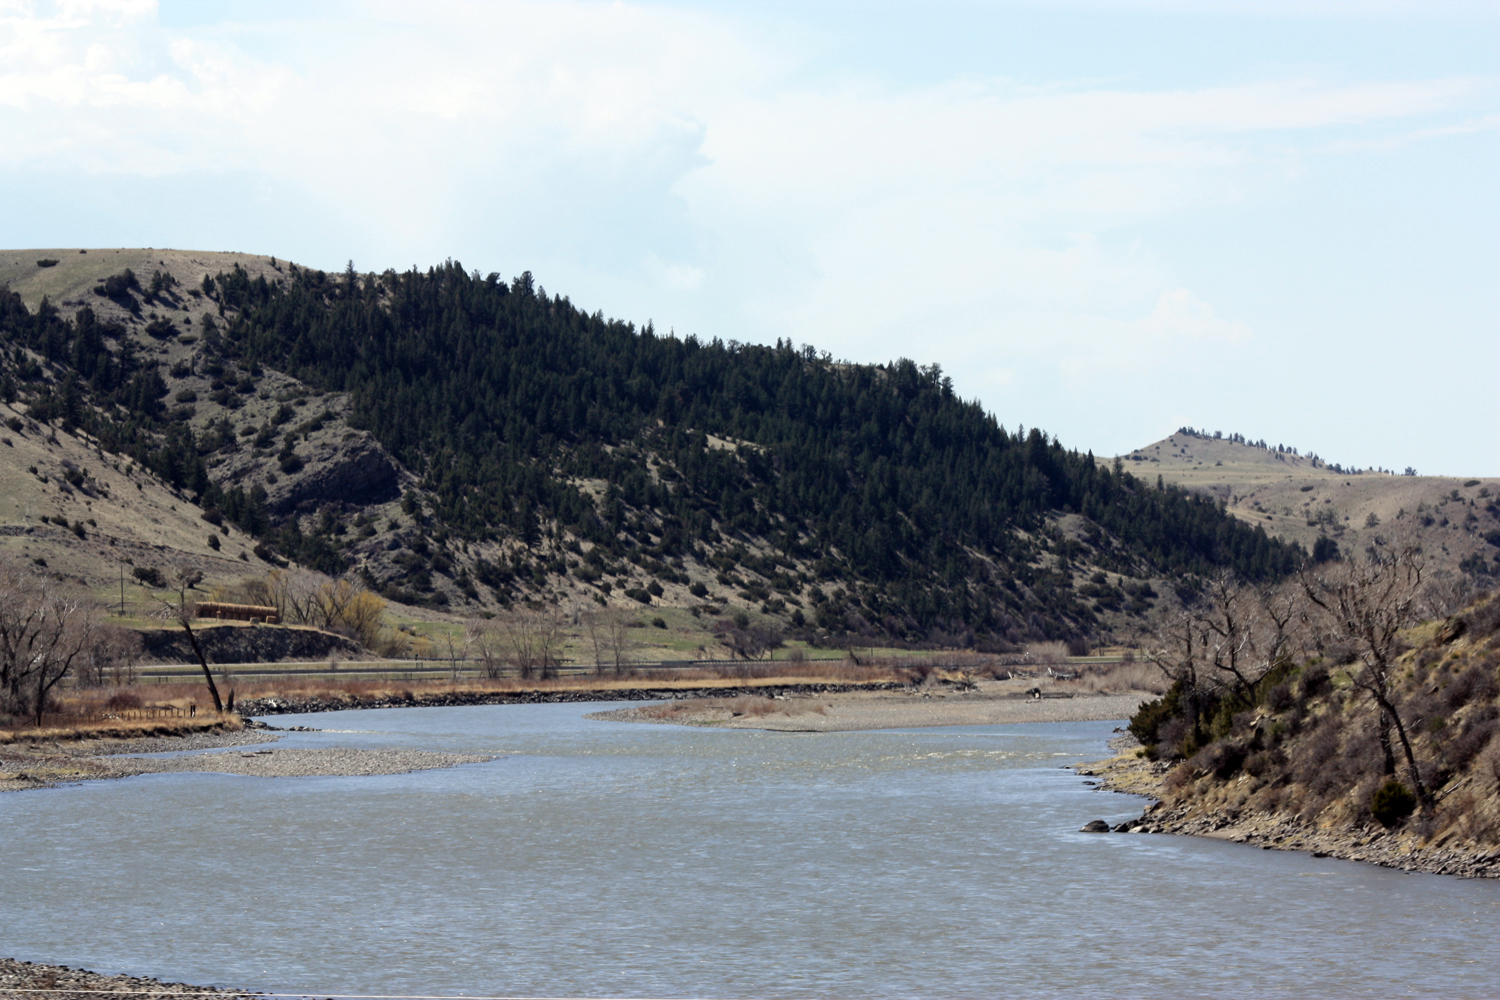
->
1117, 429, 1499, 589
2, 249, 1303, 652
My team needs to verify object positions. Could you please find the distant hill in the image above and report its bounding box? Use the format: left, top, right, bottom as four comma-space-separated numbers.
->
2, 249, 1304, 649
1116, 429, 1499, 589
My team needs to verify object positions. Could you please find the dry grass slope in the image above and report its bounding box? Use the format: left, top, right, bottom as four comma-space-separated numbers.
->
1114, 432, 1499, 588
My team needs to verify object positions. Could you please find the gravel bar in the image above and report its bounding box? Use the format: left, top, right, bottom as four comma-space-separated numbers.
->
590, 688, 1152, 731
0, 958, 257, 999
2, 729, 492, 791
91, 746, 493, 779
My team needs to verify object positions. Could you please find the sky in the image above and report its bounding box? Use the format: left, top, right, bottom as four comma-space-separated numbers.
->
2, 0, 1497, 475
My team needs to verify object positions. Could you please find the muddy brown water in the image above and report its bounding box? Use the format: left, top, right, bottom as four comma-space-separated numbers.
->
2, 702, 1496, 998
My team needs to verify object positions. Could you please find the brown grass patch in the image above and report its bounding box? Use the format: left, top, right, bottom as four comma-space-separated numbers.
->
1051, 661, 1169, 696
0, 713, 242, 744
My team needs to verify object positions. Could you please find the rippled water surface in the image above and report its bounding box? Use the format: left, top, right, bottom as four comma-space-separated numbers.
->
3, 703, 1497, 998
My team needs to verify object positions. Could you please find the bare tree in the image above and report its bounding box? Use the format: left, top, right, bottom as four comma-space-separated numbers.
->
468, 620, 505, 679
1140, 606, 1209, 743
1141, 573, 1308, 754
1301, 540, 1432, 810
157, 564, 222, 713
444, 630, 464, 681
583, 609, 633, 675
1195, 572, 1306, 706
496, 608, 564, 680
1418, 571, 1474, 621
73, 624, 143, 688
712, 618, 784, 661
0, 561, 104, 725
239, 569, 385, 647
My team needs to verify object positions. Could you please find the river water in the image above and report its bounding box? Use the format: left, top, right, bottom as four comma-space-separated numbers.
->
3, 703, 1496, 999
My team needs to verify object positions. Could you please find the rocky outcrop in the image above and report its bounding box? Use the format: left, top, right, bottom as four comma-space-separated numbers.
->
262, 429, 401, 516
137, 624, 366, 664
215, 426, 401, 517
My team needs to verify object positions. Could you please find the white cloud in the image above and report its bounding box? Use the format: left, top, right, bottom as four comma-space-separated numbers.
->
0, 0, 1490, 472
1140, 288, 1252, 343
661, 262, 705, 291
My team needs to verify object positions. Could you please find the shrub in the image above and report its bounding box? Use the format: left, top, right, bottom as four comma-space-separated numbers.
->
1370, 779, 1417, 827
1300, 664, 1331, 699
131, 565, 165, 588
36, 258, 59, 268
94, 269, 139, 301
1446, 710, 1498, 772
651, 617, 666, 629
145, 317, 177, 339
1128, 680, 1184, 754
689, 580, 709, 598
625, 587, 652, 604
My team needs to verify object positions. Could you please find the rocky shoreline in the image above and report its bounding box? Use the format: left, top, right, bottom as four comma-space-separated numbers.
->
1074, 737, 1500, 879
0, 958, 255, 999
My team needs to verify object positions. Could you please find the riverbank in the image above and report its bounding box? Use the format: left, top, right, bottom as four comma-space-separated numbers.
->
0, 958, 253, 999
588, 684, 1153, 731
1074, 741, 1500, 879
233, 678, 912, 716
0, 727, 491, 793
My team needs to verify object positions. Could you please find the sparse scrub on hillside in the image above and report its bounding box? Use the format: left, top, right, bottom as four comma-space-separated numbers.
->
1127, 563, 1500, 851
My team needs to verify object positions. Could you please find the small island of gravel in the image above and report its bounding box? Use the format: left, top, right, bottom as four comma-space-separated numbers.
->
588, 680, 1152, 732
0, 729, 492, 792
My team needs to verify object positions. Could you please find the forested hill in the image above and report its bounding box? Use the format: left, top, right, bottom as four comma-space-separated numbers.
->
0, 254, 1300, 646
216, 263, 1294, 628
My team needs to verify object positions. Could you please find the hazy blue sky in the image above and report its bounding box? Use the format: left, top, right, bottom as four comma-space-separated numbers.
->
3, 0, 1496, 473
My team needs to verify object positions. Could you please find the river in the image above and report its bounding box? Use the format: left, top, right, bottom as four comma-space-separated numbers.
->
2, 702, 1496, 998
